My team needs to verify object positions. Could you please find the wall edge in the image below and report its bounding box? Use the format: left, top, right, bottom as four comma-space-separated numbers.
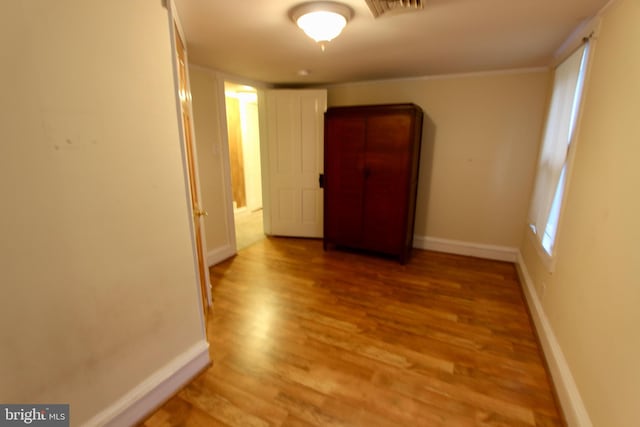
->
515, 251, 593, 427
82, 340, 210, 427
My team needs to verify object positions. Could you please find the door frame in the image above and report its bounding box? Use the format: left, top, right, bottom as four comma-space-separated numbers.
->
167, 0, 212, 324
213, 74, 269, 251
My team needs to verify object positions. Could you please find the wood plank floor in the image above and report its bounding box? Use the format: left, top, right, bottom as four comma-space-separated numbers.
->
141, 237, 564, 426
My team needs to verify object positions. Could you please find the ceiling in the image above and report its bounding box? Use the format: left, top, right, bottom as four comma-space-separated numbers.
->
173, 0, 609, 86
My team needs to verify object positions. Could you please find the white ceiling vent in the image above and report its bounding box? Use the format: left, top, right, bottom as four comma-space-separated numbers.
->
364, 0, 424, 18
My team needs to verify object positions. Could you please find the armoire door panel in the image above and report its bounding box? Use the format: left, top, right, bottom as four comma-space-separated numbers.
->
327, 199, 364, 244
366, 114, 413, 151
324, 115, 366, 244
362, 197, 406, 253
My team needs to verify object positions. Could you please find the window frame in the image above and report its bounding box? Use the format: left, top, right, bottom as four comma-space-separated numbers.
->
527, 40, 594, 272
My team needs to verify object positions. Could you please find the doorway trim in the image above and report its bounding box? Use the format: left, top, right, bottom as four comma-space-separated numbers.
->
167, 0, 212, 323
214, 73, 270, 258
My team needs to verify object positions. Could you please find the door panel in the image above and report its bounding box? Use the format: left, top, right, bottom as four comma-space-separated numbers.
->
173, 22, 210, 318
266, 90, 326, 237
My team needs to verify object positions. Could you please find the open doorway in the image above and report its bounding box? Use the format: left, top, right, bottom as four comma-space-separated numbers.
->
224, 82, 265, 250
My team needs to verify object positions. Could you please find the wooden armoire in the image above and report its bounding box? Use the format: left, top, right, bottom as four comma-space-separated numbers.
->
323, 103, 424, 263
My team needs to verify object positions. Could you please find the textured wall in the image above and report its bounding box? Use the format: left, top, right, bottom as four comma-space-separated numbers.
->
0, 1, 205, 424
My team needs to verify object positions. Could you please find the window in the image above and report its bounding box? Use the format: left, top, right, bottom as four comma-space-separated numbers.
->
528, 43, 590, 257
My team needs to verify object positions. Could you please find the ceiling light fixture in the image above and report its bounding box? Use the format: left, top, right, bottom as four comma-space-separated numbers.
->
290, 1, 353, 51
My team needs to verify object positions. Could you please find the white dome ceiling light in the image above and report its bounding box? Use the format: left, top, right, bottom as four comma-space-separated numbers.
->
290, 2, 354, 51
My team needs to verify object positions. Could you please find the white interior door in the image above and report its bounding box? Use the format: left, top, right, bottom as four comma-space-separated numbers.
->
264, 89, 326, 237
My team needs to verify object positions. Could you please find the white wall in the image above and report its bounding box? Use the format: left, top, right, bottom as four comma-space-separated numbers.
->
520, 0, 640, 425
328, 70, 550, 250
0, 1, 206, 424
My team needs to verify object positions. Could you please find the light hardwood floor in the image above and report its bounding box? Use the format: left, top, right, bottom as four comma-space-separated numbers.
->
141, 237, 564, 426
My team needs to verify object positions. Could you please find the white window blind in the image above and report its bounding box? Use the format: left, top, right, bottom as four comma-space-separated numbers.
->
528, 44, 589, 255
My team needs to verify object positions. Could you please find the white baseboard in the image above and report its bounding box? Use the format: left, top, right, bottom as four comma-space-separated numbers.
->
515, 252, 592, 427
83, 340, 210, 427
413, 235, 518, 262
207, 245, 236, 266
